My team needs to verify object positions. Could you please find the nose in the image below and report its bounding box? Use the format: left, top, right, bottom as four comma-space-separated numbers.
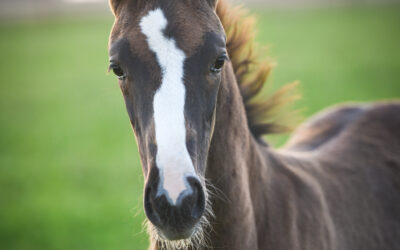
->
144, 173, 205, 240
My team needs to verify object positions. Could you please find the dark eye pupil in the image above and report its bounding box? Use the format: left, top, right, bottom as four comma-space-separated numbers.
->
211, 58, 226, 73
214, 59, 225, 70
112, 66, 124, 77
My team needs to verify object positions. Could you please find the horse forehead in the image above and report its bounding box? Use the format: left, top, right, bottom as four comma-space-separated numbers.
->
152, 8, 208, 54
114, 5, 213, 58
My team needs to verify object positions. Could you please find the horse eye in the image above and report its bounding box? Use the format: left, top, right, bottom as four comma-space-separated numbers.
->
109, 63, 125, 80
210, 55, 228, 73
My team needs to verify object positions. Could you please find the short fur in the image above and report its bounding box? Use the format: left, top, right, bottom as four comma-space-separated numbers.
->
107, 1, 400, 250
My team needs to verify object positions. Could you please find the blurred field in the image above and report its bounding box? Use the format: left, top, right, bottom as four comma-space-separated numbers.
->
0, 5, 399, 250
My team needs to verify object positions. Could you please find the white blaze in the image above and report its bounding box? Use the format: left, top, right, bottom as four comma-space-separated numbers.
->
140, 9, 196, 205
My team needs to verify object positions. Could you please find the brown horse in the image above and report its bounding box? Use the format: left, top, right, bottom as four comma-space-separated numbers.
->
107, 0, 400, 249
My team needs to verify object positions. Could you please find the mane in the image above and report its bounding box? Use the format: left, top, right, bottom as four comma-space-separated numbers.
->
216, 0, 300, 137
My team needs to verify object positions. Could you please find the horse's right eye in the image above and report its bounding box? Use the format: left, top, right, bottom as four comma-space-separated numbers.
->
109, 63, 126, 80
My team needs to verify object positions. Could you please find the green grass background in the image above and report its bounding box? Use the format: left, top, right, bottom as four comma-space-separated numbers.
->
0, 5, 399, 250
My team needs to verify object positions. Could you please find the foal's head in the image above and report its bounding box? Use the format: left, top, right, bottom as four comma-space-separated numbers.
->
108, 0, 226, 244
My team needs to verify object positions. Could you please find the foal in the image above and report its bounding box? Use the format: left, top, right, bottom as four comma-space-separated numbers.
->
107, 0, 400, 249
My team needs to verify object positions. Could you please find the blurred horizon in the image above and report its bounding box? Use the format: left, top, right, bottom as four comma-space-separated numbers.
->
1, 0, 400, 20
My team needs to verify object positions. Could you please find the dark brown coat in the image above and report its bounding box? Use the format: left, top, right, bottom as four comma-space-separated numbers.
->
107, 1, 400, 249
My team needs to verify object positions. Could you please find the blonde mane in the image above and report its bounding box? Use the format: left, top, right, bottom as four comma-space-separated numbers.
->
217, 0, 300, 137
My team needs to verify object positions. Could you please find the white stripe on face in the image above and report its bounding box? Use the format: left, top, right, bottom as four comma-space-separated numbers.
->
140, 8, 196, 205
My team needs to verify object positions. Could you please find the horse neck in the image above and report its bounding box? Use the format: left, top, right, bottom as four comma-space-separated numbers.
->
205, 65, 336, 249
205, 63, 270, 248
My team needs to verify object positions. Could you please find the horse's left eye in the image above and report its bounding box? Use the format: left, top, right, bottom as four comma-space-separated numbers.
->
211, 55, 228, 73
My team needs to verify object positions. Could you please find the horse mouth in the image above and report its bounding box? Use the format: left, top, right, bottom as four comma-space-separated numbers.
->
147, 219, 207, 248
157, 223, 197, 240
146, 205, 213, 248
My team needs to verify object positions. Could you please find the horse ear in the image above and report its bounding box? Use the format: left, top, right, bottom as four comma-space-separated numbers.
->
207, 0, 219, 9
109, 0, 122, 16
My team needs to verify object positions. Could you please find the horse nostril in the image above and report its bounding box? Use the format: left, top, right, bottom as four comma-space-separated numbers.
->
144, 186, 162, 227
186, 177, 205, 220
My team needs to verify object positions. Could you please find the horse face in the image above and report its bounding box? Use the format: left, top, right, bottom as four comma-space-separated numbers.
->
108, 0, 225, 241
